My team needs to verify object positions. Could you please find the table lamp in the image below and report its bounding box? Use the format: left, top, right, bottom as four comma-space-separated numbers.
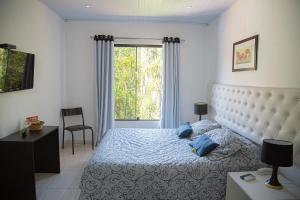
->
194, 102, 207, 120
261, 139, 293, 190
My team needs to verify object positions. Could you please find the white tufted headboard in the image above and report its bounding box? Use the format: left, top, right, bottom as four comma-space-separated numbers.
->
209, 84, 300, 167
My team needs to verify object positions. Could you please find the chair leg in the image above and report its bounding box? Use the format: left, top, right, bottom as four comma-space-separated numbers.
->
83, 130, 86, 144
62, 129, 65, 149
91, 129, 94, 150
71, 131, 74, 155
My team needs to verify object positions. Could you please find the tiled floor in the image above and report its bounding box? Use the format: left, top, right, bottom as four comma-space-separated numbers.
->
35, 142, 94, 200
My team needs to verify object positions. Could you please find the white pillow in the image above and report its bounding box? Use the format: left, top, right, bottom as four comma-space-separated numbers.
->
191, 120, 221, 137
204, 128, 243, 161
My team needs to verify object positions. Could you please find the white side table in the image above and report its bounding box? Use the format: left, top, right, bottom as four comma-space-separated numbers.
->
226, 171, 300, 200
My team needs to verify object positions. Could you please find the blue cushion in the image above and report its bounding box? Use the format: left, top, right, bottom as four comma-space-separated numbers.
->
189, 135, 219, 156
178, 122, 193, 138
189, 134, 210, 148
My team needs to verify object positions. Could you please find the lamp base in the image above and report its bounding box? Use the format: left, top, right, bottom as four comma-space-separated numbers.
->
264, 165, 283, 190
265, 181, 283, 190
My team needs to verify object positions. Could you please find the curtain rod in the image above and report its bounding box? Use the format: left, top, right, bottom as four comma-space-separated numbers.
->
90, 36, 185, 42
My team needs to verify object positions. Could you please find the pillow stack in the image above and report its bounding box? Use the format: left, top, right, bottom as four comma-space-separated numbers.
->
177, 120, 222, 157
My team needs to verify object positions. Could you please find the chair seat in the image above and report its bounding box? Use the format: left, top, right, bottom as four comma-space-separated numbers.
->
65, 125, 92, 132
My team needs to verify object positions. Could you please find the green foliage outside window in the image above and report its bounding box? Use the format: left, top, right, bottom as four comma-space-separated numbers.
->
114, 46, 162, 120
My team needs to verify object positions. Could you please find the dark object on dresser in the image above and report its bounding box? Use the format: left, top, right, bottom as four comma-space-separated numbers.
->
0, 126, 60, 200
261, 139, 293, 190
194, 102, 208, 120
61, 107, 94, 154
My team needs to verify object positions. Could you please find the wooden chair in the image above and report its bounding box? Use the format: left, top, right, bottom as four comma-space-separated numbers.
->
61, 107, 94, 154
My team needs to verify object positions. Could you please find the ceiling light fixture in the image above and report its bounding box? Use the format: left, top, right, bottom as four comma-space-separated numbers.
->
84, 4, 91, 8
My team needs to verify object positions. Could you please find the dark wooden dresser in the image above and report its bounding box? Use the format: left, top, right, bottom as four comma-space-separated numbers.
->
0, 126, 60, 200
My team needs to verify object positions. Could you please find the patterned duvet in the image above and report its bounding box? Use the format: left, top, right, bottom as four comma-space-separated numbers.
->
79, 128, 262, 200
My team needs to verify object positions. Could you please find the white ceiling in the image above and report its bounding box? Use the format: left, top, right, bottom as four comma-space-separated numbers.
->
40, 0, 237, 24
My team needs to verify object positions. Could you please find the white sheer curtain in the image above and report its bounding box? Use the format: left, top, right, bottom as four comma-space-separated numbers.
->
160, 37, 180, 128
95, 35, 114, 144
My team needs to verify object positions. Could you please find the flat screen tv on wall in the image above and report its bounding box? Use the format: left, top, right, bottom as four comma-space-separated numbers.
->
0, 48, 35, 93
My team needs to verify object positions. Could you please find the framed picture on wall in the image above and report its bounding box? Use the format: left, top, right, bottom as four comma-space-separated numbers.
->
232, 35, 259, 72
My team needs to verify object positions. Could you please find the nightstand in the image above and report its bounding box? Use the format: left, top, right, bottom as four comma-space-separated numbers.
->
226, 171, 300, 200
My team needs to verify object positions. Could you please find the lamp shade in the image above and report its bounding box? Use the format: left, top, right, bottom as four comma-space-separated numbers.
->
261, 139, 293, 167
194, 102, 207, 115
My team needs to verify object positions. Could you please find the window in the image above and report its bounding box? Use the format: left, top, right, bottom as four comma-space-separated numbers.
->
114, 45, 162, 121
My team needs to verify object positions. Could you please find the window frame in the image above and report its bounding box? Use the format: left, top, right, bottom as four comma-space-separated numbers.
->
114, 44, 162, 121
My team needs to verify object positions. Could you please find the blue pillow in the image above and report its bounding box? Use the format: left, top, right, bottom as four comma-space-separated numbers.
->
178, 122, 193, 138
189, 134, 210, 148
189, 135, 219, 156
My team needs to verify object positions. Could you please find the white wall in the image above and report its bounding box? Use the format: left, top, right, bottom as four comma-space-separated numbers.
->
209, 0, 300, 88
0, 0, 64, 137
64, 21, 212, 135
207, 0, 300, 185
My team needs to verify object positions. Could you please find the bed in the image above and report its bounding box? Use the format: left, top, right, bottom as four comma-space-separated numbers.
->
79, 127, 262, 200
79, 83, 300, 200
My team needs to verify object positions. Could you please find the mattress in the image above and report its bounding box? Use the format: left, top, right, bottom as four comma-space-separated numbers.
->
79, 128, 262, 200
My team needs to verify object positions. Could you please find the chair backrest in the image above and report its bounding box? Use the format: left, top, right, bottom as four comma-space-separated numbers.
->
62, 107, 82, 116
61, 107, 84, 128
